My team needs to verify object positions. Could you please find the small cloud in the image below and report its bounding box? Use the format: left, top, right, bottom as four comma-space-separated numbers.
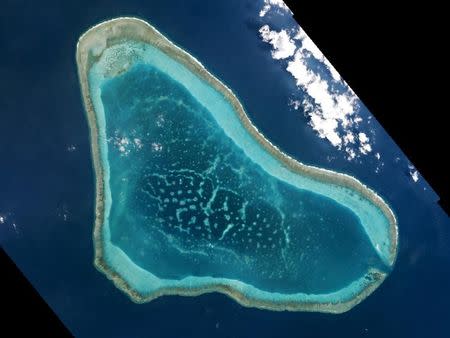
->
289, 99, 302, 110
408, 164, 420, 182
67, 144, 77, 152
156, 114, 165, 127
345, 148, 356, 160
259, 0, 291, 17
151, 142, 163, 152
343, 132, 355, 145
359, 143, 372, 155
358, 132, 372, 154
0, 213, 19, 235
358, 132, 369, 143
133, 138, 143, 149
111, 134, 134, 156
259, 25, 296, 60
119, 137, 130, 146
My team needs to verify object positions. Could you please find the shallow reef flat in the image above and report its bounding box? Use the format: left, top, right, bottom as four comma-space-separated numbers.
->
76, 17, 398, 313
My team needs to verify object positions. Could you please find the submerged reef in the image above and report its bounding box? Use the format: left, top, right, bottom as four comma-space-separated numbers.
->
76, 17, 398, 313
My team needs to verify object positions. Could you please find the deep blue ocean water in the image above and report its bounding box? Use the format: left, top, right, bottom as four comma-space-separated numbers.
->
1, 0, 449, 337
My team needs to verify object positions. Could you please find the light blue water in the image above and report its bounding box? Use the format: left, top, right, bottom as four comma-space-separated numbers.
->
82, 30, 396, 305
81, 31, 398, 307
101, 63, 382, 294
2, 0, 448, 335
91, 41, 395, 271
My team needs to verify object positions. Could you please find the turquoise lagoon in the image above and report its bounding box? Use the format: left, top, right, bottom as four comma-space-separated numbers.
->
77, 18, 398, 313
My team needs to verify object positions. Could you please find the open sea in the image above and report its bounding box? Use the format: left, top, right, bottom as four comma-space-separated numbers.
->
1, 0, 449, 337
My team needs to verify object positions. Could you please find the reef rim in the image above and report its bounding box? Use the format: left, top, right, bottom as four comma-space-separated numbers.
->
76, 17, 398, 313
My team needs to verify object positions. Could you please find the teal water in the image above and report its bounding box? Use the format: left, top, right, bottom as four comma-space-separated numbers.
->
102, 63, 381, 294
3, 1, 449, 334
87, 40, 393, 304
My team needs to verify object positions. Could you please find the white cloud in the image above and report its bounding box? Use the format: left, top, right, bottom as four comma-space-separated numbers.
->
345, 148, 356, 160
134, 138, 143, 149
258, 23, 379, 160
151, 142, 163, 152
408, 164, 419, 182
259, 25, 296, 60
259, 0, 291, 17
117, 137, 130, 155
294, 27, 341, 82
67, 144, 77, 152
359, 143, 372, 155
286, 48, 358, 148
110, 135, 142, 156
289, 99, 302, 110
358, 132, 372, 154
343, 132, 355, 145
358, 132, 369, 143
156, 114, 165, 127
374, 162, 384, 174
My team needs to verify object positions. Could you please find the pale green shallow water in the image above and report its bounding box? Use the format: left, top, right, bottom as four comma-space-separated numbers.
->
87, 40, 394, 308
